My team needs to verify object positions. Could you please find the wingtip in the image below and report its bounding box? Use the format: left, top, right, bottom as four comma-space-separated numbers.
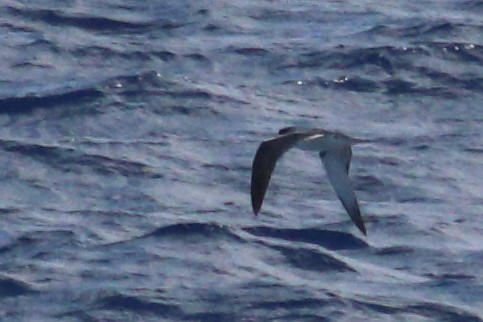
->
251, 191, 261, 215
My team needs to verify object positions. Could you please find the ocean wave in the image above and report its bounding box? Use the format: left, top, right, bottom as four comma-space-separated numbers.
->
6, 5, 155, 32
0, 139, 158, 178
143, 222, 245, 243
0, 275, 37, 298
0, 88, 104, 114
1, 1, 482, 321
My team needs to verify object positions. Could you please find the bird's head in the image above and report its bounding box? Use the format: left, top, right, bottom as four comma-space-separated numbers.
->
278, 127, 298, 135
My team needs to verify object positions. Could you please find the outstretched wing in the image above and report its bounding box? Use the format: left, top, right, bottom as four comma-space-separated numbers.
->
251, 133, 310, 215
320, 147, 367, 235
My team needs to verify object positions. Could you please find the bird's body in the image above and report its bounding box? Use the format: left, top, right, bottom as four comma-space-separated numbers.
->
250, 127, 370, 235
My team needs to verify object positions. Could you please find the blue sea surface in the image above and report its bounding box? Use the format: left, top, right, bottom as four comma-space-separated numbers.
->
0, 0, 482, 321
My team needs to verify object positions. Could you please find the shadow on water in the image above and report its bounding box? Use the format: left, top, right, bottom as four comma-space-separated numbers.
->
267, 244, 356, 273
242, 226, 368, 250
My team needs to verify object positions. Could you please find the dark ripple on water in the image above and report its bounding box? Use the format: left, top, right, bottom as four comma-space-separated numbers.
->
0, 1, 482, 321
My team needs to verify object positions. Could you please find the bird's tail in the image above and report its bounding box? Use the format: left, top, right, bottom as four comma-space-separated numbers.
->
350, 138, 374, 145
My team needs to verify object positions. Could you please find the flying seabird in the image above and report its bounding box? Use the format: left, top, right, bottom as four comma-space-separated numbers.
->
250, 126, 370, 235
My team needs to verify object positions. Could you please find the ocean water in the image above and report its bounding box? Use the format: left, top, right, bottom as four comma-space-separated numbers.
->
0, 0, 482, 321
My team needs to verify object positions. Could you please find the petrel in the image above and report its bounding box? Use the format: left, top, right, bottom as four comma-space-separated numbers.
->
251, 127, 370, 235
